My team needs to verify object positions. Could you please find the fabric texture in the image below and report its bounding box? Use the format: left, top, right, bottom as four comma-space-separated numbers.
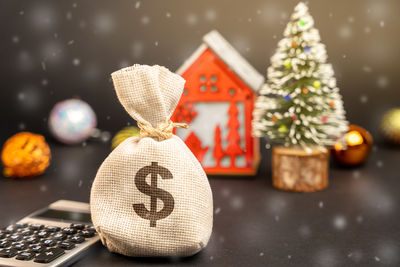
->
90, 64, 213, 257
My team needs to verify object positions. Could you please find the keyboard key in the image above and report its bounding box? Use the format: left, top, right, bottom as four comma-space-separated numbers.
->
29, 224, 44, 231
85, 226, 96, 233
16, 251, 35, 261
37, 231, 50, 238
62, 227, 77, 235
34, 248, 65, 263
15, 223, 28, 229
58, 241, 75, 250
0, 240, 11, 248
52, 232, 67, 241
24, 236, 40, 244
12, 242, 27, 250
70, 223, 85, 230
0, 248, 17, 258
69, 235, 85, 244
80, 230, 94, 238
3, 226, 17, 234
45, 226, 60, 232
29, 244, 46, 253
9, 234, 23, 242
42, 239, 57, 247
20, 229, 33, 236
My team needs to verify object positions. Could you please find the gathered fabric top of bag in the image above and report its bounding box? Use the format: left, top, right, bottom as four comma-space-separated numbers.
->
111, 64, 187, 141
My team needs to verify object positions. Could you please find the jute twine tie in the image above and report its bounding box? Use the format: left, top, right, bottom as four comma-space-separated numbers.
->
138, 120, 188, 141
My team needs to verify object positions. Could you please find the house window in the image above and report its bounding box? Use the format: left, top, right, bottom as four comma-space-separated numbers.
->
199, 74, 219, 93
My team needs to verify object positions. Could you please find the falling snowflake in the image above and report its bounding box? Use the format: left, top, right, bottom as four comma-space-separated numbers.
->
230, 196, 243, 210
319, 201, 324, 208
377, 75, 389, 88
66, 12, 72, 20
313, 248, 339, 267
347, 16, 355, 23
141, 15, 150, 25
41, 79, 49, 86
41, 40, 64, 63
93, 13, 115, 34
186, 13, 198, 26
298, 225, 311, 238
205, 9, 216, 21
353, 170, 361, 179
72, 58, 80, 66
360, 95, 368, 103
100, 131, 111, 143
214, 207, 221, 214
131, 41, 144, 59
259, 252, 264, 257
333, 215, 347, 230
376, 160, 383, 168
166, 12, 171, 18
376, 241, 400, 264
16, 50, 34, 71
348, 249, 363, 263
30, 4, 56, 32
12, 36, 20, 43
338, 25, 352, 39
135, 1, 141, 9
119, 60, 130, 68
17, 86, 41, 110
221, 188, 230, 197
362, 65, 372, 73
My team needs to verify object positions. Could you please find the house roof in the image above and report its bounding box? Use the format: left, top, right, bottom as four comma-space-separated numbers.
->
176, 30, 265, 92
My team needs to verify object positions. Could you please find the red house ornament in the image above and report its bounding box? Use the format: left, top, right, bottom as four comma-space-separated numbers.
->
172, 30, 264, 175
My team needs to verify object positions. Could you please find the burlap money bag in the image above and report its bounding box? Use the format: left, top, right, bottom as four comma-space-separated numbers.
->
90, 64, 213, 257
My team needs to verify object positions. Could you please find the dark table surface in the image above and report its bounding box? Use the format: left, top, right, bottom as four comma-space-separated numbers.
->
1, 141, 399, 267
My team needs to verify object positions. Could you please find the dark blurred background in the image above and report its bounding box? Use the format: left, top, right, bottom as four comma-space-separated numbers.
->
0, 0, 399, 142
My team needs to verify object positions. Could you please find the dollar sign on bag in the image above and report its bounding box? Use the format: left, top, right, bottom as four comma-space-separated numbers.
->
133, 162, 175, 227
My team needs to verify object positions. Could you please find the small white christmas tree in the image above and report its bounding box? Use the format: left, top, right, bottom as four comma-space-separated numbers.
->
253, 2, 348, 149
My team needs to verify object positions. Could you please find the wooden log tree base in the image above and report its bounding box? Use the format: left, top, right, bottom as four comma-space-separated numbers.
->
272, 146, 329, 192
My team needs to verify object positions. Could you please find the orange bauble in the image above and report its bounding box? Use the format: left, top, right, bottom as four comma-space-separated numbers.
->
332, 125, 373, 166
1, 132, 51, 178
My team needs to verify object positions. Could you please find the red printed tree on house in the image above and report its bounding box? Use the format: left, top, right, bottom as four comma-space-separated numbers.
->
213, 125, 225, 167
185, 132, 209, 164
225, 102, 244, 167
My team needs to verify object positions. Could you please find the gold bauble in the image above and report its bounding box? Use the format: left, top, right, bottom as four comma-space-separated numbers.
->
380, 108, 400, 144
332, 125, 373, 166
1, 132, 51, 178
111, 126, 140, 150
